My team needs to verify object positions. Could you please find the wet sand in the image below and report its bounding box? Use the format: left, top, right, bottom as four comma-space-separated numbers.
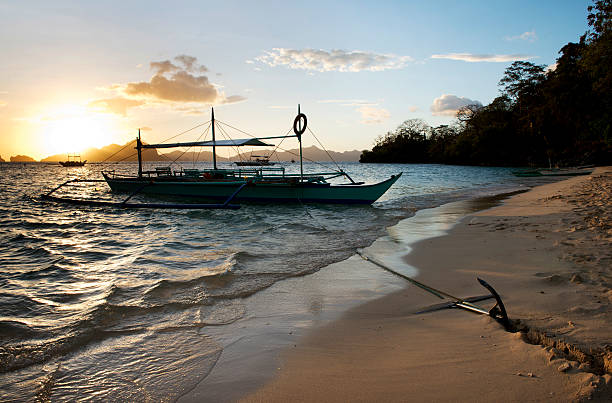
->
242, 167, 612, 402
179, 193, 503, 402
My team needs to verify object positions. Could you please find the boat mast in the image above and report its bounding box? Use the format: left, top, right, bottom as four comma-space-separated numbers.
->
298, 104, 303, 182
211, 107, 217, 170
137, 128, 143, 179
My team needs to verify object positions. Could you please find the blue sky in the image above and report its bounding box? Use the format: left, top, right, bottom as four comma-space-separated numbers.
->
0, 0, 591, 159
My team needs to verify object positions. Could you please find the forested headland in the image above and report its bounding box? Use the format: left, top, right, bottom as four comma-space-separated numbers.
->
360, 1, 611, 167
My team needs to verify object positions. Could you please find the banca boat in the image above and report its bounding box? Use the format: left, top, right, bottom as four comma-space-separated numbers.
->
45, 108, 401, 209
59, 154, 86, 167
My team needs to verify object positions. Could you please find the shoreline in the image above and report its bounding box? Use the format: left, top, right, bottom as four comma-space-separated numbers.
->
241, 167, 612, 402
178, 192, 513, 402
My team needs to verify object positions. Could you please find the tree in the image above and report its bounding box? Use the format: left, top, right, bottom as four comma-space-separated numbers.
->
586, 0, 612, 41
498, 61, 546, 103
361, 0, 611, 166
456, 104, 482, 123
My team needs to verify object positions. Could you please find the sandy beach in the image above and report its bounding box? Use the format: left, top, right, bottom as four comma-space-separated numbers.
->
242, 167, 612, 402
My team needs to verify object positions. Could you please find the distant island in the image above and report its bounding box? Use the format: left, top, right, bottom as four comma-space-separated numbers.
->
361, 3, 611, 167
40, 143, 361, 163
10, 155, 36, 162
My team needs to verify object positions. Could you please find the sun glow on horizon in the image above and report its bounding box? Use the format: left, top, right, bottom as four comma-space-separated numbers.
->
38, 105, 121, 156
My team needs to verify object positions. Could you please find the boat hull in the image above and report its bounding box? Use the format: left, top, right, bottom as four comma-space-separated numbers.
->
102, 173, 401, 204
59, 161, 86, 167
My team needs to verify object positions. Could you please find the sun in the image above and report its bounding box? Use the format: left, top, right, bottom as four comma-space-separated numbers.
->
40, 105, 118, 156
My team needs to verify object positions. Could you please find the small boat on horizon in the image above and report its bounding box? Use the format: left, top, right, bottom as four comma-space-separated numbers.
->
59, 154, 86, 167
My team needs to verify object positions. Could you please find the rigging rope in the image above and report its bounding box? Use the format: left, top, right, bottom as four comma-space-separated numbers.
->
215, 121, 245, 162
193, 125, 211, 166
106, 115, 345, 175
307, 126, 343, 173
113, 151, 138, 163
215, 119, 259, 139
99, 121, 211, 166
166, 123, 211, 167
160, 120, 211, 144
99, 139, 136, 164
216, 119, 344, 174
268, 127, 294, 162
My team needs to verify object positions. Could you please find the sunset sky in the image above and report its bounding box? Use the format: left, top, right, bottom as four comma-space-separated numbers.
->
0, 1, 590, 160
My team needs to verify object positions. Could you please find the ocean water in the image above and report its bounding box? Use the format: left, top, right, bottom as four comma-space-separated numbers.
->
0, 161, 557, 401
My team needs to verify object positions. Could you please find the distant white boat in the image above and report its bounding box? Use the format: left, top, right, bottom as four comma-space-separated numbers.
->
234, 154, 275, 166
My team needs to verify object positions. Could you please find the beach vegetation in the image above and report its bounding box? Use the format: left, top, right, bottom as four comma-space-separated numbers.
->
360, 0, 612, 166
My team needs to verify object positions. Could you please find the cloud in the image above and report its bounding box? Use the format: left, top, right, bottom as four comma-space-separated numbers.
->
224, 95, 247, 104
150, 60, 180, 74
89, 55, 244, 116
125, 71, 222, 102
408, 106, 418, 112
357, 106, 390, 124
0, 101, 7, 107
431, 53, 535, 63
546, 62, 558, 73
88, 97, 145, 116
505, 30, 537, 42
430, 94, 482, 116
256, 48, 412, 72
149, 55, 208, 75
140, 126, 153, 131
174, 54, 208, 72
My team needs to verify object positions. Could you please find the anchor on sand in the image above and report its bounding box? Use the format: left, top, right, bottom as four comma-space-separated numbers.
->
357, 251, 513, 331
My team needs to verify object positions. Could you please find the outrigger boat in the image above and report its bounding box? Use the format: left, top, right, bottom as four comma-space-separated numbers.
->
59, 154, 86, 167
44, 108, 401, 209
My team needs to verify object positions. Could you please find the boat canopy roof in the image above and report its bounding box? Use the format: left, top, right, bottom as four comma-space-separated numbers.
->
142, 138, 273, 149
